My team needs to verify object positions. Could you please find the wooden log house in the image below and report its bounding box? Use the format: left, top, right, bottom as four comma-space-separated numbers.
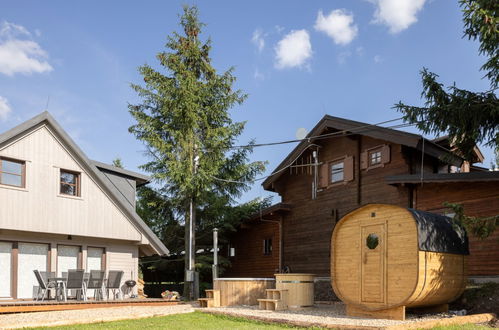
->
223, 115, 499, 297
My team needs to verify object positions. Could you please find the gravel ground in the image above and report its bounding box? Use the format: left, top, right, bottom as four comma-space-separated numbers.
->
203, 303, 456, 328
0, 304, 195, 329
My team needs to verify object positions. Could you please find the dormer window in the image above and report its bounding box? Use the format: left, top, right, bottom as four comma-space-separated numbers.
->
0, 157, 25, 188
60, 169, 80, 196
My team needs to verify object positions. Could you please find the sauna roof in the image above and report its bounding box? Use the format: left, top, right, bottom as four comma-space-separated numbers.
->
262, 115, 463, 191
409, 209, 469, 255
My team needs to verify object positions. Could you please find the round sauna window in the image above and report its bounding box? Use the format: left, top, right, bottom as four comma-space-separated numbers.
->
366, 234, 379, 249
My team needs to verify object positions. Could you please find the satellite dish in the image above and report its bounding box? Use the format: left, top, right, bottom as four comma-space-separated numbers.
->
296, 127, 308, 140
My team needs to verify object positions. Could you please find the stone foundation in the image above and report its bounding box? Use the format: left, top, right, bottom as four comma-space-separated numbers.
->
314, 277, 339, 302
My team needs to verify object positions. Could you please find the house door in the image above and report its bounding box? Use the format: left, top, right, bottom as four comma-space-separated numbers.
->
18, 243, 48, 299
0, 242, 13, 298
361, 223, 385, 304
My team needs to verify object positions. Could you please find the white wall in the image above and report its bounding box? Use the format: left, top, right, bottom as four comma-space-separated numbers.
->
0, 125, 142, 242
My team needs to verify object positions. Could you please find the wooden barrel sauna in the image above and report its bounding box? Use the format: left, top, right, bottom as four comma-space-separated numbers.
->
275, 273, 315, 308
331, 204, 468, 320
213, 278, 275, 306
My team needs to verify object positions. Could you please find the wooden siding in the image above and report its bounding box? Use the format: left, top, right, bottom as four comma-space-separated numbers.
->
223, 220, 279, 278
276, 135, 412, 277
415, 182, 499, 276
0, 125, 142, 242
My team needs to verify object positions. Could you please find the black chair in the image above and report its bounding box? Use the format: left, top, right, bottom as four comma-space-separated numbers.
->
63, 269, 86, 301
33, 270, 57, 302
87, 270, 106, 300
106, 270, 124, 300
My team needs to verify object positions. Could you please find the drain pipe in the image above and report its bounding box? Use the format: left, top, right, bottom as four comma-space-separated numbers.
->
212, 228, 218, 280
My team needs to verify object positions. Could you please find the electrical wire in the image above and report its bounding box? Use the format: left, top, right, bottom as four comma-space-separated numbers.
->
231, 117, 405, 149
211, 118, 419, 184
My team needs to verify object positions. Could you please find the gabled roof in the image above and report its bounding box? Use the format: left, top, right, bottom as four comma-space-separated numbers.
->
431, 135, 485, 163
0, 111, 168, 256
262, 115, 464, 191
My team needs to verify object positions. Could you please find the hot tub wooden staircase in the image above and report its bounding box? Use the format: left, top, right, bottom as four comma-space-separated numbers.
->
198, 289, 220, 308
257, 289, 288, 311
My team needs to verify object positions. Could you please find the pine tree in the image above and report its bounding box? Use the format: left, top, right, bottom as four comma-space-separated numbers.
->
128, 5, 265, 299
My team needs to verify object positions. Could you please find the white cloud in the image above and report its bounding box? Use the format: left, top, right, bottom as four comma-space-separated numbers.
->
274, 30, 312, 69
374, 55, 383, 63
0, 96, 12, 121
314, 9, 358, 45
254, 68, 265, 80
370, 0, 426, 33
0, 21, 53, 76
251, 29, 265, 53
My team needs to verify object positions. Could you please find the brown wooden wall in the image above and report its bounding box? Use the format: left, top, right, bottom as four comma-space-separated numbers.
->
223, 220, 279, 278
274, 135, 415, 277
415, 182, 499, 276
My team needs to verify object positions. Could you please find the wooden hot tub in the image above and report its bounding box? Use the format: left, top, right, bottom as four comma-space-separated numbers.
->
275, 273, 315, 308
213, 278, 275, 306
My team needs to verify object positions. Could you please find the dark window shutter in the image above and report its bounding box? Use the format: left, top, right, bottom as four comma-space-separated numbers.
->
381, 145, 391, 164
319, 163, 329, 188
344, 156, 354, 181
360, 151, 368, 170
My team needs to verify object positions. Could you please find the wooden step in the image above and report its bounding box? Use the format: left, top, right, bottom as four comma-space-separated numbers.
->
207, 290, 220, 306
198, 298, 212, 308
257, 298, 287, 311
265, 289, 289, 302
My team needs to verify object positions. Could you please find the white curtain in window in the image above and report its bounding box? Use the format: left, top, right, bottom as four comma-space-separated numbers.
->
57, 245, 79, 276
0, 242, 12, 298
87, 247, 103, 271
18, 243, 48, 299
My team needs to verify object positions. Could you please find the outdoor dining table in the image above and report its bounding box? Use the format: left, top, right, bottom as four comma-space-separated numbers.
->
47, 277, 67, 301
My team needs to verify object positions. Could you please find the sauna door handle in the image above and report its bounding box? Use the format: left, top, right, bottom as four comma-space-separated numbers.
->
363, 252, 367, 264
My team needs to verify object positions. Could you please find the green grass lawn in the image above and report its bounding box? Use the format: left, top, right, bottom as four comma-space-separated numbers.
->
29, 311, 495, 330
30, 311, 321, 329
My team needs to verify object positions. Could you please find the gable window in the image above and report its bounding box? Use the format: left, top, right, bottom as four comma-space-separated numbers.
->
361, 145, 390, 170
263, 238, 272, 255
330, 161, 344, 183
60, 170, 80, 196
369, 150, 382, 166
0, 157, 25, 188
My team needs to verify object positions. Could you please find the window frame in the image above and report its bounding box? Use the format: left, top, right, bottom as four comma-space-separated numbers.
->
59, 169, 81, 197
0, 157, 26, 188
329, 159, 345, 184
365, 145, 385, 170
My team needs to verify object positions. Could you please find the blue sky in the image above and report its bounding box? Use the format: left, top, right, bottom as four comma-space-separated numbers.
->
0, 0, 494, 203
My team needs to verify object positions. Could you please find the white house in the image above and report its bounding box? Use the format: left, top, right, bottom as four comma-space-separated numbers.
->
0, 111, 168, 299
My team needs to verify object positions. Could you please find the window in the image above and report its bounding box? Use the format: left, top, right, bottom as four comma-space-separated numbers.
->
60, 170, 80, 196
0, 157, 25, 188
366, 234, 379, 249
263, 238, 272, 255
330, 161, 344, 183
369, 150, 382, 166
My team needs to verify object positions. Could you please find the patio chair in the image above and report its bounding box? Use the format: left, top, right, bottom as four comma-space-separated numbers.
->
106, 270, 124, 300
87, 270, 106, 300
63, 269, 86, 302
33, 270, 57, 302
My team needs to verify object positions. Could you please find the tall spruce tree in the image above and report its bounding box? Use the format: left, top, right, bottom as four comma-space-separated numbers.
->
395, 0, 498, 238
394, 0, 498, 161
128, 6, 264, 299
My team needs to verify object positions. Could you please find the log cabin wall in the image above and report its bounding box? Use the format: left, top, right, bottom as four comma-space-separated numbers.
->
223, 219, 280, 278
414, 182, 499, 277
274, 135, 415, 277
